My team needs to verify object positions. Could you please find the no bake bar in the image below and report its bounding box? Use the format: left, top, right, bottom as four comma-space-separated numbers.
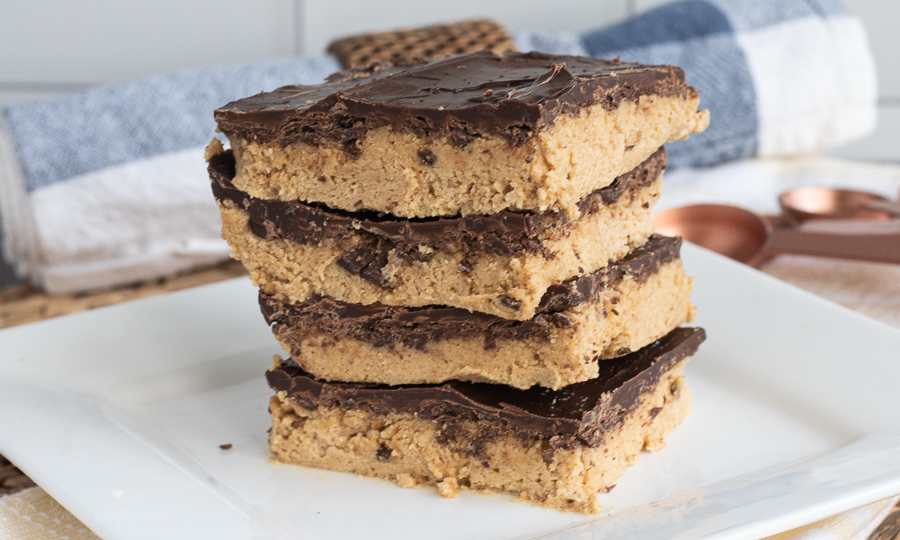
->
211, 146, 666, 320
214, 51, 708, 219
260, 235, 694, 390
267, 326, 705, 514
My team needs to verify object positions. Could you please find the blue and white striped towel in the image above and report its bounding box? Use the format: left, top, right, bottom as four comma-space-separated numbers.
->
0, 0, 877, 293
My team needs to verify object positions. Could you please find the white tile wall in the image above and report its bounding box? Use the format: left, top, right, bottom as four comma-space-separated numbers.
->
0, 0, 297, 85
843, 0, 900, 101
836, 1, 900, 161
831, 104, 900, 161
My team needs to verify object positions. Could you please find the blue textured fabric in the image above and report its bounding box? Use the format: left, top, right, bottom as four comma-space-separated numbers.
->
513, 31, 587, 56
582, 1, 733, 52
583, 2, 757, 167
713, 0, 848, 31
6, 56, 341, 192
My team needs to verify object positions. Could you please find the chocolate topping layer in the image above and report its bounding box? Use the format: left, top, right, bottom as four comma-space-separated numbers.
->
209, 147, 666, 259
267, 327, 705, 447
215, 51, 695, 148
259, 235, 681, 349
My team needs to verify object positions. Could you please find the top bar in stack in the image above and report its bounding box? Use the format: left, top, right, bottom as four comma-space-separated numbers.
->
214, 50, 708, 220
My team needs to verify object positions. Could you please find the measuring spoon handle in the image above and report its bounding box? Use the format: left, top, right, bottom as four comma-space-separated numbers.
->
863, 199, 900, 217
763, 222, 900, 264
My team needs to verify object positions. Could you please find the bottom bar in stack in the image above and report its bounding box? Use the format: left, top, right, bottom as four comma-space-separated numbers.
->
266, 327, 705, 514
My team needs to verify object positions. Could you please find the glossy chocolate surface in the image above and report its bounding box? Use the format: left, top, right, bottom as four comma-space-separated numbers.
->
215, 51, 694, 148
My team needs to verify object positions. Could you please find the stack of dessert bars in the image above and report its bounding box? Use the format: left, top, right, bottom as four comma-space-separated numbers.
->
208, 50, 709, 514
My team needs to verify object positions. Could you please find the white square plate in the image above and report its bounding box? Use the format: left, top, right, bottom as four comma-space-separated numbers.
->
1, 244, 899, 540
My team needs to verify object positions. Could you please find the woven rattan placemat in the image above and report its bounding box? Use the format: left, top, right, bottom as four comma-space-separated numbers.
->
328, 18, 516, 68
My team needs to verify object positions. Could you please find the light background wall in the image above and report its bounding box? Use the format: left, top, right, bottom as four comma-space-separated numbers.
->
1, 0, 895, 157
0, 0, 896, 288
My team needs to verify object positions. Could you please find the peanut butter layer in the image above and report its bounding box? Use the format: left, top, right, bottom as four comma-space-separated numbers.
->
215, 51, 708, 218
262, 248, 694, 390
211, 149, 666, 320
267, 327, 704, 514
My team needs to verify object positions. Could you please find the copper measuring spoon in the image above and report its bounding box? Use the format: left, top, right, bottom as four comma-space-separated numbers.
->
779, 186, 900, 222
652, 205, 770, 266
652, 203, 900, 267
